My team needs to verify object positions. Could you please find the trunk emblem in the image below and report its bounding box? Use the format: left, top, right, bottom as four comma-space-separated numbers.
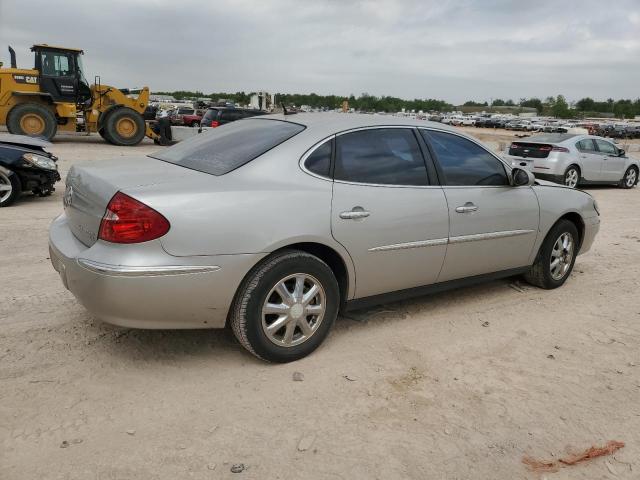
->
63, 185, 73, 208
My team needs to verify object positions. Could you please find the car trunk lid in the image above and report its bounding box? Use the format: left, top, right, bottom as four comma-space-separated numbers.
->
63, 156, 202, 246
508, 142, 555, 159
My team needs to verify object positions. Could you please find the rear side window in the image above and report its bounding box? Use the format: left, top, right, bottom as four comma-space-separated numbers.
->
220, 111, 243, 122
422, 130, 508, 186
150, 119, 305, 176
242, 110, 263, 118
595, 139, 617, 155
334, 129, 428, 186
577, 139, 597, 152
201, 109, 220, 125
304, 139, 333, 177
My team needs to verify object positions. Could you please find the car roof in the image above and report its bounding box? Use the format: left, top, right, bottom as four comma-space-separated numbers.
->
254, 112, 457, 138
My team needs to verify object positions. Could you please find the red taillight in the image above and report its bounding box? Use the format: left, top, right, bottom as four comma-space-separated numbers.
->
210, 120, 220, 127
551, 146, 570, 153
98, 192, 170, 244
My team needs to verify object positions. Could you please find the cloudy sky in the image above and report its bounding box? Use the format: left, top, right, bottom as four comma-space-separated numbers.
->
1, 0, 638, 103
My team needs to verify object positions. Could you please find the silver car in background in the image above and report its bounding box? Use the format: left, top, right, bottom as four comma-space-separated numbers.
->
505, 133, 639, 189
49, 114, 600, 362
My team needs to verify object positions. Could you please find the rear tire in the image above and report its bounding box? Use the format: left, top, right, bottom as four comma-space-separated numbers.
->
103, 108, 146, 146
0, 168, 22, 207
619, 166, 638, 189
230, 250, 340, 363
563, 165, 580, 188
98, 127, 116, 145
7, 103, 57, 140
524, 219, 579, 289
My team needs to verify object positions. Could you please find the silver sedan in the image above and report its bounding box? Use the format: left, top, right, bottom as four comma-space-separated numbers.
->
504, 133, 639, 189
49, 114, 600, 362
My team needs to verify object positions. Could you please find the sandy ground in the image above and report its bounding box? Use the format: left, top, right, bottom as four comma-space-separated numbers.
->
1, 129, 640, 479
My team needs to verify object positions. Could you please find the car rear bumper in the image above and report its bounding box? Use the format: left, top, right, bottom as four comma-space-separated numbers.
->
48, 213, 266, 329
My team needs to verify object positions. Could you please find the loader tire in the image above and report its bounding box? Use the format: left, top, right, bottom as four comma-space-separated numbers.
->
98, 128, 115, 144
103, 108, 146, 146
7, 103, 57, 140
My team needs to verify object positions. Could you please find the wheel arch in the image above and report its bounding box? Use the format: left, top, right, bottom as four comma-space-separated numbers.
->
272, 242, 352, 308
566, 163, 581, 174
530, 211, 585, 265
229, 239, 355, 323
557, 211, 585, 251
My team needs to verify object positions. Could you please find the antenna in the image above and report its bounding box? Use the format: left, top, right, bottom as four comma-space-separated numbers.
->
281, 102, 289, 115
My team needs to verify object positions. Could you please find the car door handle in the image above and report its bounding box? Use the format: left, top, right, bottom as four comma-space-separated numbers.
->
339, 208, 370, 220
455, 202, 478, 213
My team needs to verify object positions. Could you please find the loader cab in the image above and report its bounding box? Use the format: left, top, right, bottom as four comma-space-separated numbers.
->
31, 45, 91, 104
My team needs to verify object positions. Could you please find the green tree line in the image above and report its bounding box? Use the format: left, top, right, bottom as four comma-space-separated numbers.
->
464, 96, 640, 119
153, 90, 452, 112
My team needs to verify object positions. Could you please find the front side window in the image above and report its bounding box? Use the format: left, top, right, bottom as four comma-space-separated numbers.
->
304, 139, 333, 178
150, 119, 304, 176
422, 130, 508, 186
334, 128, 428, 186
595, 139, 617, 155
577, 139, 597, 152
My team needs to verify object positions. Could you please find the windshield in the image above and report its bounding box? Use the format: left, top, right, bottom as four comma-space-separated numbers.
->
150, 119, 305, 176
75, 54, 89, 84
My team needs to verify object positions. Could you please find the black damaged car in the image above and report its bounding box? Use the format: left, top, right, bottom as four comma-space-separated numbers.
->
0, 134, 60, 207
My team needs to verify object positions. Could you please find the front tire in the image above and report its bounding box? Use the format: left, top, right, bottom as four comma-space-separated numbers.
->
0, 168, 22, 207
230, 250, 340, 363
620, 166, 638, 189
563, 165, 580, 188
524, 219, 579, 289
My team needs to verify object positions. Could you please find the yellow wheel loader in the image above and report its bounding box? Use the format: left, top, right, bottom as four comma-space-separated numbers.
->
0, 45, 158, 145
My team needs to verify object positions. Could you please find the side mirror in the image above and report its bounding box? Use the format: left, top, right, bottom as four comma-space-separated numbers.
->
511, 167, 535, 187
618, 149, 626, 157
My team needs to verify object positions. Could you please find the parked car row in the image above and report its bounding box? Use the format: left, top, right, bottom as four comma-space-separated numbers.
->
152, 106, 267, 129
593, 124, 640, 139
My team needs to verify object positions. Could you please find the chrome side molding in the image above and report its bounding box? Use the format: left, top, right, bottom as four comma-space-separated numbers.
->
368, 238, 448, 252
77, 258, 220, 277
369, 230, 535, 252
449, 229, 535, 244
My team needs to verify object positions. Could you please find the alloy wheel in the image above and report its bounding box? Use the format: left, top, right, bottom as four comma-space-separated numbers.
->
261, 273, 326, 347
626, 168, 637, 188
565, 168, 579, 188
550, 232, 574, 280
0, 171, 13, 203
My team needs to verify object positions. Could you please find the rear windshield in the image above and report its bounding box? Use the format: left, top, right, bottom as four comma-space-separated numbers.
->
149, 119, 305, 176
